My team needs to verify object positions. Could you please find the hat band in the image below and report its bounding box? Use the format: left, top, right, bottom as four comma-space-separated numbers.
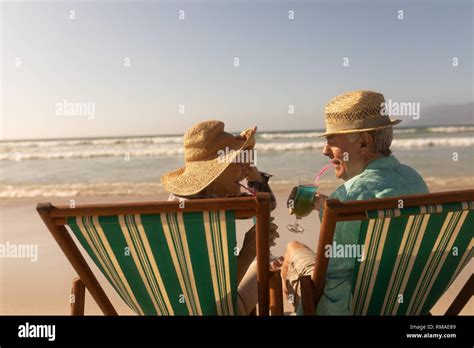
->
325, 115, 392, 132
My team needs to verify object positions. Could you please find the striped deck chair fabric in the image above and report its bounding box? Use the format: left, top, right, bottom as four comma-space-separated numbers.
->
352, 201, 473, 315
66, 210, 238, 315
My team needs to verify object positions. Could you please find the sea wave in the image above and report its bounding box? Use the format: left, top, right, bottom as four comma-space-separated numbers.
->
0, 183, 166, 198
426, 126, 474, 133
256, 141, 325, 151
0, 147, 184, 161
1, 137, 472, 161
258, 129, 421, 138
2, 126, 472, 150
391, 137, 474, 148
1, 175, 473, 198
256, 137, 474, 151
0, 136, 183, 149
257, 126, 474, 139
393, 129, 418, 134
258, 132, 321, 139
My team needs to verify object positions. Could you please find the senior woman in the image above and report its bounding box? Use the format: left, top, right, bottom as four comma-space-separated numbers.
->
161, 120, 281, 315
281, 90, 429, 315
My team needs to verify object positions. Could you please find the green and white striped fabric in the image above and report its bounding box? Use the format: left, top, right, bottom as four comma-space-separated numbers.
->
67, 210, 238, 315
352, 201, 473, 315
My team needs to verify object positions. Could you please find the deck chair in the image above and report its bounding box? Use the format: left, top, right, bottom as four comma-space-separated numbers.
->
37, 192, 284, 316
298, 189, 474, 315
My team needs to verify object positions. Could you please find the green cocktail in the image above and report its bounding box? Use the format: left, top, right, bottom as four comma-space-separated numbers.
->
286, 184, 318, 233
286, 163, 334, 234
292, 185, 318, 218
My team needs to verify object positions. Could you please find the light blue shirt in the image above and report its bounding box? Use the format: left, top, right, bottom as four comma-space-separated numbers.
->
311, 155, 429, 315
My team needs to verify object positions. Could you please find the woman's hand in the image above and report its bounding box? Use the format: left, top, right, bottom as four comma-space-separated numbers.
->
238, 126, 257, 138
236, 126, 259, 181
236, 126, 257, 149
269, 217, 279, 247
313, 193, 328, 212
246, 166, 263, 182
240, 216, 279, 250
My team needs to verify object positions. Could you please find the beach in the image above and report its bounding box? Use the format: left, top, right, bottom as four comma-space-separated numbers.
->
1, 126, 473, 315
2, 126, 474, 199
1, 181, 472, 315
2, 3, 473, 346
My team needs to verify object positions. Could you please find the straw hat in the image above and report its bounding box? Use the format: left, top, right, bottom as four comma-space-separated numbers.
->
161, 120, 255, 196
319, 90, 401, 137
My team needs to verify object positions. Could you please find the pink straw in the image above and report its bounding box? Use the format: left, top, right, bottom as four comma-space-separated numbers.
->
314, 163, 335, 186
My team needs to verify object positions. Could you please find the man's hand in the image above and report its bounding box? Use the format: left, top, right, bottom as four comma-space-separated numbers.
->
313, 193, 328, 212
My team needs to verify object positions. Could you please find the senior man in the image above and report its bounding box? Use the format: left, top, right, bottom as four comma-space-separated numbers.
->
281, 90, 429, 315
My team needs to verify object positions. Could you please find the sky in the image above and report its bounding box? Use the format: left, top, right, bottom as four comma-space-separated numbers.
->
1, 0, 472, 140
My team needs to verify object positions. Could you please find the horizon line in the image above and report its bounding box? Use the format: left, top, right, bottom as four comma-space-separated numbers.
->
1, 123, 473, 143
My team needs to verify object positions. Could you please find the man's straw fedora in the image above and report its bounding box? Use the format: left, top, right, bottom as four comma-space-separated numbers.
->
161, 120, 255, 196
319, 90, 402, 137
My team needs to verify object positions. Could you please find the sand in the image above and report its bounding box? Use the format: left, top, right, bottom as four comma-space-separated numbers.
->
0, 182, 472, 315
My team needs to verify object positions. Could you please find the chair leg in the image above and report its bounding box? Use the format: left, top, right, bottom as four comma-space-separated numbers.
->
270, 269, 284, 315
445, 273, 474, 315
300, 275, 316, 315
70, 277, 86, 316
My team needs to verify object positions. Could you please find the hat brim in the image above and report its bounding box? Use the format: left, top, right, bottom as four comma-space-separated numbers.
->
160, 130, 254, 196
317, 119, 402, 137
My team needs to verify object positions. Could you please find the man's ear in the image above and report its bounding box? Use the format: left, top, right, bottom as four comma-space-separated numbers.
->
359, 132, 373, 156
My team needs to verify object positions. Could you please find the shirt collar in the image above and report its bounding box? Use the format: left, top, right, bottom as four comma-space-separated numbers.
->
341, 155, 400, 192
365, 155, 400, 170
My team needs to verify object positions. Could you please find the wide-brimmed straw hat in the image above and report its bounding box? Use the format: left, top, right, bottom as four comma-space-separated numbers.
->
161, 120, 255, 196
318, 90, 402, 137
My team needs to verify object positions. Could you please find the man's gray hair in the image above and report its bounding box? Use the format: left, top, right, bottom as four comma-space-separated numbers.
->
346, 127, 393, 156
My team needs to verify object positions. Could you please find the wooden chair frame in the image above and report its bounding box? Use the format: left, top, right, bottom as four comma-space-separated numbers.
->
37, 192, 284, 316
299, 189, 474, 315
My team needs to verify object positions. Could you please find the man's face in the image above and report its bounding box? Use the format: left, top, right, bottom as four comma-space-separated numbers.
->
323, 134, 362, 181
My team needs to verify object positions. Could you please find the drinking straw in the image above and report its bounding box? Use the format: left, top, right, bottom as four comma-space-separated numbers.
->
237, 182, 256, 195
314, 163, 335, 186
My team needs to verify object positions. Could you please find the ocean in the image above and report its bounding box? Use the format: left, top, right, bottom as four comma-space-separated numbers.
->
1, 126, 473, 198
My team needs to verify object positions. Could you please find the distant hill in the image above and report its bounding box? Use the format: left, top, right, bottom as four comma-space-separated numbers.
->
402, 102, 473, 127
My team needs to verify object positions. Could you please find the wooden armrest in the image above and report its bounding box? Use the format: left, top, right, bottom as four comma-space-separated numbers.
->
300, 275, 316, 315
269, 269, 284, 315
70, 277, 86, 316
